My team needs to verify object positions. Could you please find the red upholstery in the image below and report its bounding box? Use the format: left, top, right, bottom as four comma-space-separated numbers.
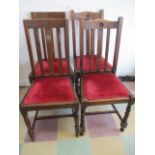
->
83, 73, 129, 100
76, 55, 112, 72
23, 77, 77, 105
35, 59, 69, 75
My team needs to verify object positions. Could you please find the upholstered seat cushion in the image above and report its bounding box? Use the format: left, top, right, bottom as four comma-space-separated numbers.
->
35, 59, 69, 75
23, 77, 77, 105
83, 73, 129, 101
76, 55, 112, 72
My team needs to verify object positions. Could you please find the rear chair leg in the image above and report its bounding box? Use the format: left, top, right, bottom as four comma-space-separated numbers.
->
80, 105, 86, 135
75, 76, 79, 94
29, 75, 33, 84
73, 106, 80, 137
120, 100, 133, 131
21, 110, 34, 141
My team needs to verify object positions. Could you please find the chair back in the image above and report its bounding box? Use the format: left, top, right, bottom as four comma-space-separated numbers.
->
23, 19, 71, 78
70, 10, 104, 58
31, 12, 66, 59
78, 17, 123, 74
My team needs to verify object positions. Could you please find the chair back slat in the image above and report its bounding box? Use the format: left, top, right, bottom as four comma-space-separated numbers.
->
57, 28, 63, 74
79, 17, 123, 74
45, 28, 54, 75
64, 20, 70, 74
104, 28, 110, 71
34, 28, 44, 76
40, 28, 47, 59
97, 28, 103, 71
90, 29, 95, 72
80, 23, 84, 74
86, 29, 91, 55
23, 19, 70, 78
70, 10, 104, 59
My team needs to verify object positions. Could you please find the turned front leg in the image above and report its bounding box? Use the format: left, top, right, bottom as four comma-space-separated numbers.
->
80, 105, 86, 135
120, 96, 135, 132
73, 105, 80, 137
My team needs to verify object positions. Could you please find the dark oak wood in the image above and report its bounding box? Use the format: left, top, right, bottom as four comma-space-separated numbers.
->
24, 19, 66, 28
64, 20, 70, 74
41, 28, 47, 59
97, 28, 103, 71
34, 28, 44, 76
21, 18, 79, 141
57, 28, 63, 74
28, 12, 73, 82
90, 29, 95, 72
70, 10, 104, 91
23, 19, 72, 77
80, 21, 84, 74
31, 12, 65, 19
104, 28, 110, 71
120, 96, 134, 131
45, 27, 54, 75
78, 18, 122, 73
31, 12, 65, 60
24, 27, 36, 77
70, 9, 104, 58
112, 17, 123, 73
78, 17, 135, 135
87, 29, 91, 69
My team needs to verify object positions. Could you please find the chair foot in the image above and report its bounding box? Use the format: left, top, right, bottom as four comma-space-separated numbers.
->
28, 130, 35, 141
75, 126, 80, 137
79, 125, 85, 135
120, 122, 127, 132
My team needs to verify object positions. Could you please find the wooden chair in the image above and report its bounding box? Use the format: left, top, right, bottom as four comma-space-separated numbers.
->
77, 18, 135, 135
20, 18, 79, 141
70, 10, 112, 91
29, 12, 72, 83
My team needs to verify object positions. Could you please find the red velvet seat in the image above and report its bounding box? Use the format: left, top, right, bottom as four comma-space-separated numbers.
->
76, 55, 112, 72
35, 59, 69, 75
23, 77, 77, 105
83, 73, 129, 101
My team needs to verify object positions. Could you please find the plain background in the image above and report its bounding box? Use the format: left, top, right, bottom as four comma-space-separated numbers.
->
1, 0, 155, 155
19, 0, 134, 86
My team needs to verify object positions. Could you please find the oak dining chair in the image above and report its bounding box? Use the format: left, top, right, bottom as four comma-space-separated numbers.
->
20, 18, 79, 141
77, 17, 135, 135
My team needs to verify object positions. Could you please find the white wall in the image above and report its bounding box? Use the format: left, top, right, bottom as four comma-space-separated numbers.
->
19, 0, 134, 86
